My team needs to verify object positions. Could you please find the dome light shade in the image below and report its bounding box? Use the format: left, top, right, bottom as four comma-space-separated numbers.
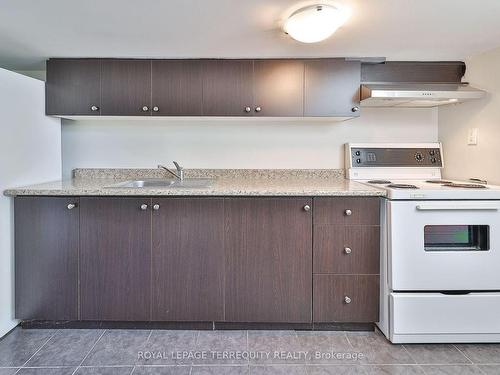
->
284, 4, 350, 43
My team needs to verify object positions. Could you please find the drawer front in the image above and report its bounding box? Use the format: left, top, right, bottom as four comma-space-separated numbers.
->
314, 225, 380, 274
313, 275, 379, 322
314, 197, 380, 225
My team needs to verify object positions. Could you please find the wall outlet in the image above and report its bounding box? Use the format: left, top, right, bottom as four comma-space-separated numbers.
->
468, 128, 478, 145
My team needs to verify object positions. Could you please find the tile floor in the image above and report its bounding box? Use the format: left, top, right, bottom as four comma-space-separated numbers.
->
0, 327, 500, 374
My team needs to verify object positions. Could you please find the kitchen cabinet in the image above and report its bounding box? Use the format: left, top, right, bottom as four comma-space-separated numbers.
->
80, 197, 152, 320
304, 59, 361, 117
15, 197, 79, 320
46, 59, 101, 115
100, 59, 152, 116
224, 198, 313, 323
201, 60, 254, 116
152, 198, 224, 321
152, 60, 203, 116
253, 59, 304, 116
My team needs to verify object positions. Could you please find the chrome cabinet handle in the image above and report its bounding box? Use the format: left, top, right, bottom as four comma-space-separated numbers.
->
140, 204, 148, 211
152, 106, 159, 112
153, 204, 160, 211
91, 105, 99, 112
255, 106, 262, 113
351, 106, 360, 112
67, 203, 77, 210
303, 205, 311, 212
142, 106, 149, 112
344, 247, 352, 254
344, 296, 352, 304
345, 209, 352, 216
244, 107, 251, 113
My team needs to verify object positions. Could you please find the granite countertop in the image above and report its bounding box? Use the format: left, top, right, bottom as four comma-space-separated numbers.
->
4, 169, 386, 197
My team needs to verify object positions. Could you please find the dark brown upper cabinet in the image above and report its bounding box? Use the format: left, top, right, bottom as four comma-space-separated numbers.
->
304, 59, 361, 117
201, 60, 254, 116
46, 59, 101, 115
253, 60, 304, 117
152, 60, 203, 116
101, 59, 152, 116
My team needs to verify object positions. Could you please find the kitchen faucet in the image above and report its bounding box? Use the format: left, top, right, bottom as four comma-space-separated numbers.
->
158, 161, 184, 181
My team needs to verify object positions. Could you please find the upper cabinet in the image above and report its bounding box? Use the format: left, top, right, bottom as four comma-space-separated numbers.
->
304, 59, 361, 117
100, 59, 152, 116
46, 59, 101, 115
45, 58, 361, 118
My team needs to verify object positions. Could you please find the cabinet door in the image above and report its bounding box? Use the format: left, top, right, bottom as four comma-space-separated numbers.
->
152, 198, 224, 321
101, 59, 152, 116
253, 60, 304, 116
80, 198, 152, 320
304, 59, 361, 117
225, 198, 312, 322
152, 60, 203, 116
201, 60, 253, 116
46, 59, 101, 115
15, 197, 79, 320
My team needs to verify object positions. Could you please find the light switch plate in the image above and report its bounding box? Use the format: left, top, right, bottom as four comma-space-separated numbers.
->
468, 128, 478, 145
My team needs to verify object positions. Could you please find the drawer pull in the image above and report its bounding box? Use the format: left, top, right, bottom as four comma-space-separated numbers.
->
345, 209, 352, 216
153, 204, 160, 211
303, 205, 311, 212
67, 203, 77, 210
140, 204, 148, 211
344, 247, 352, 254
344, 296, 352, 304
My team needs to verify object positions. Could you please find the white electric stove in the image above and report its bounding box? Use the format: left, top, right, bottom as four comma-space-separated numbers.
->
346, 143, 500, 343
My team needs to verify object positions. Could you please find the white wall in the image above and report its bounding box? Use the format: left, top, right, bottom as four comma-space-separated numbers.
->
439, 47, 500, 184
62, 107, 438, 177
0, 69, 61, 337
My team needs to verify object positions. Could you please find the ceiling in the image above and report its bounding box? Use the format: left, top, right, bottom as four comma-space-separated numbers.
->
1, 0, 500, 70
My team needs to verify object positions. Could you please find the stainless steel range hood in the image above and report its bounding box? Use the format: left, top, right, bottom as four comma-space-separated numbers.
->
360, 83, 485, 107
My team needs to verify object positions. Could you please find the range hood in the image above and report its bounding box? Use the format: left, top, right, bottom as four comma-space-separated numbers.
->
360, 83, 485, 107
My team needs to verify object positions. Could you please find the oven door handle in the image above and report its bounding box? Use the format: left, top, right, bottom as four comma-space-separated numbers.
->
416, 203, 500, 211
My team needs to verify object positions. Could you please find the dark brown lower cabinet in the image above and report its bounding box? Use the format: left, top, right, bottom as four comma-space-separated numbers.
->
15, 197, 79, 320
313, 275, 379, 323
79, 197, 152, 321
224, 198, 313, 323
152, 198, 224, 321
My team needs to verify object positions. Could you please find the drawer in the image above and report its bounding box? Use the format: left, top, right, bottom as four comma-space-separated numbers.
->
314, 225, 380, 274
313, 275, 379, 323
314, 197, 380, 225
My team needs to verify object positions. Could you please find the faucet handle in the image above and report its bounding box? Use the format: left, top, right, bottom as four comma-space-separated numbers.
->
173, 161, 183, 171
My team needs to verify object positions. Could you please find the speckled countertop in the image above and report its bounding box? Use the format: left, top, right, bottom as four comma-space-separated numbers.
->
4, 169, 386, 197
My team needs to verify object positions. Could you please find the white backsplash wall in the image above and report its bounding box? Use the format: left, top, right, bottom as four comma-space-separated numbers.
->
439, 46, 500, 184
62, 107, 438, 178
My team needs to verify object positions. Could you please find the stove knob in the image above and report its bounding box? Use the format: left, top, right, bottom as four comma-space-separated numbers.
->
415, 152, 423, 162
431, 157, 437, 163
355, 151, 361, 156
429, 150, 436, 156
356, 159, 361, 164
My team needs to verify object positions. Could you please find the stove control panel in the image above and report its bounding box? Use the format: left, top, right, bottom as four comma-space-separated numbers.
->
350, 147, 443, 167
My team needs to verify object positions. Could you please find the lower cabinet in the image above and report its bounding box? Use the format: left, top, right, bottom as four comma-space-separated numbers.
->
15, 197, 79, 320
224, 198, 313, 323
79, 197, 152, 321
152, 198, 224, 321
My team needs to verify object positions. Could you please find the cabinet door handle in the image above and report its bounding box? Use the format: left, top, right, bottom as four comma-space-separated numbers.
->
255, 106, 262, 113
344, 296, 352, 304
344, 247, 352, 254
303, 205, 311, 212
152, 106, 159, 112
140, 204, 148, 211
153, 204, 160, 211
90, 105, 99, 112
142, 106, 149, 112
345, 209, 352, 216
244, 106, 251, 113
67, 203, 77, 210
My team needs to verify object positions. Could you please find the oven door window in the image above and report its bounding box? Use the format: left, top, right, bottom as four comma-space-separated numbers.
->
424, 225, 490, 251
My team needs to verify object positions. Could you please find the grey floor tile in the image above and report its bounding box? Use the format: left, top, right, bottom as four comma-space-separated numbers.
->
403, 344, 470, 364
306, 365, 367, 375
138, 330, 198, 366
249, 365, 306, 375
133, 366, 190, 375
477, 365, 500, 375
295, 332, 356, 364
0, 369, 19, 375
193, 330, 248, 365
248, 330, 303, 365
75, 367, 133, 375
362, 365, 426, 374
455, 344, 500, 364
17, 368, 76, 375
0, 328, 55, 367
82, 330, 151, 366
345, 331, 415, 365
192, 366, 248, 375
27, 330, 104, 367
419, 365, 483, 375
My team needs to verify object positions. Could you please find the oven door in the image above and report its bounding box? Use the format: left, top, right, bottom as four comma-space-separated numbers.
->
388, 200, 500, 291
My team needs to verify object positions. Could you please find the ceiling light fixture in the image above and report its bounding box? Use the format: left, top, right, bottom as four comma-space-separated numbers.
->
283, 4, 351, 43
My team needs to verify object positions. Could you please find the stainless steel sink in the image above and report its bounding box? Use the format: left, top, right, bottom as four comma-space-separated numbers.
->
106, 178, 213, 189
